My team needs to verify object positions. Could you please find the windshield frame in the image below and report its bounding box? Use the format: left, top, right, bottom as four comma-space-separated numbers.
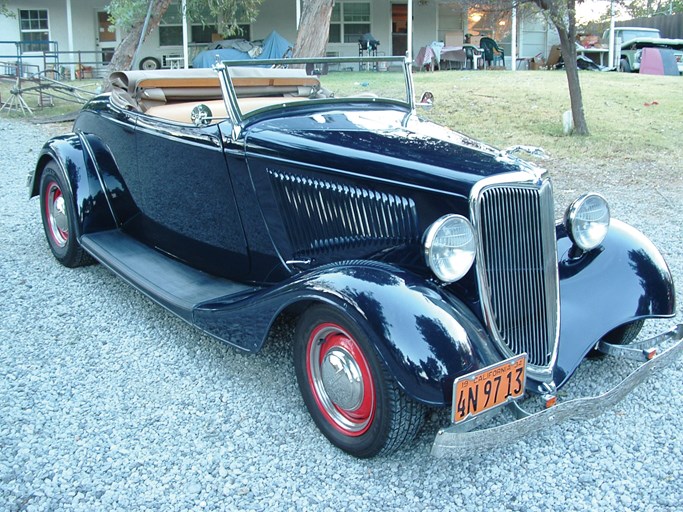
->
214, 56, 414, 126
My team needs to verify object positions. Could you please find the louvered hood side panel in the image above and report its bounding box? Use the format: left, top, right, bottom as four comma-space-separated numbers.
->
268, 169, 419, 258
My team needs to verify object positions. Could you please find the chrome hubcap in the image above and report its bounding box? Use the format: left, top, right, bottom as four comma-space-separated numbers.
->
53, 195, 68, 234
307, 325, 375, 435
46, 183, 68, 247
321, 347, 364, 411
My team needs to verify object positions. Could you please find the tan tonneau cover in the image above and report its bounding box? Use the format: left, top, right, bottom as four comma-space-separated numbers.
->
110, 67, 318, 96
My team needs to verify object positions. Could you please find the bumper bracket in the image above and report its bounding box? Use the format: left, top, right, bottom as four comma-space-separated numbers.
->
431, 324, 683, 458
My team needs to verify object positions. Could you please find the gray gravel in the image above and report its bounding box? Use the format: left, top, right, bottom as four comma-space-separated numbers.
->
1, 116, 682, 512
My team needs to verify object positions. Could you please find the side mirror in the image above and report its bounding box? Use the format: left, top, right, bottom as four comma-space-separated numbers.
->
417, 91, 434, 110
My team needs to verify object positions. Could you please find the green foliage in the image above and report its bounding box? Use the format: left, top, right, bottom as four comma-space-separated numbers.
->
1, 0, 15, 18
623, 0, 682, 17
106, 0, 149, 29
107, 0, 262, 36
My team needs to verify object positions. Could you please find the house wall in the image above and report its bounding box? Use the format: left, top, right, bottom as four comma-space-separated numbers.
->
0, 0, 560, 73
1, 1, 109, 73
250, 0, 298, 42
518, 13, 559, 60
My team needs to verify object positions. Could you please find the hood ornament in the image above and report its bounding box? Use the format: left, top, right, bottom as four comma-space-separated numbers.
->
501, 145, 549, 160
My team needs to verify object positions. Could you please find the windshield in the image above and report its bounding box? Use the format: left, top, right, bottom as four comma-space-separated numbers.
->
619, 29, 660, 41
218, 56, 412, 121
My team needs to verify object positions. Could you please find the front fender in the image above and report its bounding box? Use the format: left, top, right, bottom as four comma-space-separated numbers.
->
554, 219, 676, 386
30, 134, 116, 237
194, 262, 500, 407
297, 264, 502, 407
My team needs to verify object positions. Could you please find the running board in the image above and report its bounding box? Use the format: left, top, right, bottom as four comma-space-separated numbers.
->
80, 230, 255, 322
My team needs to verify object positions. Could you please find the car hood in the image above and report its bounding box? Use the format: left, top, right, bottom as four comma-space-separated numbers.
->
242, 108, 536, 197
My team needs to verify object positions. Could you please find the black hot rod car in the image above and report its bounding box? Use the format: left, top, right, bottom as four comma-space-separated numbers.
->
30, 56, 682, 458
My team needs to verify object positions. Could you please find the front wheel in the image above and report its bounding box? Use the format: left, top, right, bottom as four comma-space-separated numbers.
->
588, 320, 645, 358
39, 162, 92, 268
294, 304, 425, 458
619, 58, 631, 73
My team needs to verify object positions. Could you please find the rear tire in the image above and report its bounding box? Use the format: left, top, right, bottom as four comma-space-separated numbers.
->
39, 162, 92, 268
294, 304, 425, 458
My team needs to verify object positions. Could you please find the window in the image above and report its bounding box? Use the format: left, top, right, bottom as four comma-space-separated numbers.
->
159, 3, 251, 46
19, 9, 49, 52
159, 3, 183, 46
329, 2, 371, 44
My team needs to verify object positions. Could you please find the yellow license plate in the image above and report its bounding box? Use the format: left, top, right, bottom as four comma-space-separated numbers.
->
452, 354, 527, 423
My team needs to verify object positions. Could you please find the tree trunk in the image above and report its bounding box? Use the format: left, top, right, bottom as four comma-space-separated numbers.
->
101, 0, 172, 91
557, 0, 589, 135
292, 0, 335, 58
556, 27, 589, 135
534, 0, 589, 136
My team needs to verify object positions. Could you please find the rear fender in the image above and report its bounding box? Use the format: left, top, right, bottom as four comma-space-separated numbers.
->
31, 134, 118, 237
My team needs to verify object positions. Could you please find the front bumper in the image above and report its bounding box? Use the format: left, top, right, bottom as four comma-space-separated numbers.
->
432, 324, 683, 457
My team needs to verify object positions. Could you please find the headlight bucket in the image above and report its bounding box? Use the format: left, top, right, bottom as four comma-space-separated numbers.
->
564, 193, 610, 251
424, 214, 476, 283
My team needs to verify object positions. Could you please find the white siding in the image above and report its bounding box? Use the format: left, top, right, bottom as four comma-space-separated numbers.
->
251, 0, 298, 42
519, 14, 548, 59
0, 0, 561, 71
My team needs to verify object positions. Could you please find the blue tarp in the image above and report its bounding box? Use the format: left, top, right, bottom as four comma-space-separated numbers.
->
192, 31, 292, 68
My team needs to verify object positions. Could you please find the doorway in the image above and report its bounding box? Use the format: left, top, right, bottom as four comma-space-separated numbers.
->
391, 4, 407, 57
96, 11, 119, 64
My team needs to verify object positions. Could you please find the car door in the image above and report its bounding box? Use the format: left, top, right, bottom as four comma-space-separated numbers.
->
127, 116, 249, 278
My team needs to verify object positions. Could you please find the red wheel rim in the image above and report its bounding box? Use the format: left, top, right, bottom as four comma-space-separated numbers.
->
44, 180, 69, 248
306, 323, 376, 436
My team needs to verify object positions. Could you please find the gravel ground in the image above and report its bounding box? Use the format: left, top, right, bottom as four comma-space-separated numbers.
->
1, 116, 682, 511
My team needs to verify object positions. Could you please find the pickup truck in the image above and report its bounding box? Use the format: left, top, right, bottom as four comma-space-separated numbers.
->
603, 27, 683, 73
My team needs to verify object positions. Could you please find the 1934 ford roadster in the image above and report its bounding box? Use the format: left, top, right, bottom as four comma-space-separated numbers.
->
29, 56, 682, 458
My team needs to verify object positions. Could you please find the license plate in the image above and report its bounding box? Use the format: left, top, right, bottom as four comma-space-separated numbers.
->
452, 354, 527, 424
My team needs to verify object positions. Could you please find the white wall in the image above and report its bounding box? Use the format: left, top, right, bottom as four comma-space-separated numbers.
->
519, 14, 549, 59
1, 1, 108, 73
1, 0, 560, 71
251, 0, 298, 42
411, 1, 437, 56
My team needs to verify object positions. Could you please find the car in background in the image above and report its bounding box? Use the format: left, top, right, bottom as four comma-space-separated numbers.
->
29, 55, 682, 458
603, 26, 683, 73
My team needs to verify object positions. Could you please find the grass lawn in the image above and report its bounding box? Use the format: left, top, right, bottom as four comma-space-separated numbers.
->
0, 76, 100, 119
413, 69, 682, 167
2, 69, 681, 168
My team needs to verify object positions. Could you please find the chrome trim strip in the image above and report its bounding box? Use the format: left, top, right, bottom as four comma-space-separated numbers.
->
432, 324, 683, 457
469, 170, 560, 383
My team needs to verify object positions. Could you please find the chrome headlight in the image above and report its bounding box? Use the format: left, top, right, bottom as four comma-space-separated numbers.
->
564, 193, 610, 251
424, 214, 476, 283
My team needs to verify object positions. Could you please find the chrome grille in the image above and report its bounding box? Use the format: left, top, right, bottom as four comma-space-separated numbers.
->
269, 170, 419, 256
473, 180, 559, 372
